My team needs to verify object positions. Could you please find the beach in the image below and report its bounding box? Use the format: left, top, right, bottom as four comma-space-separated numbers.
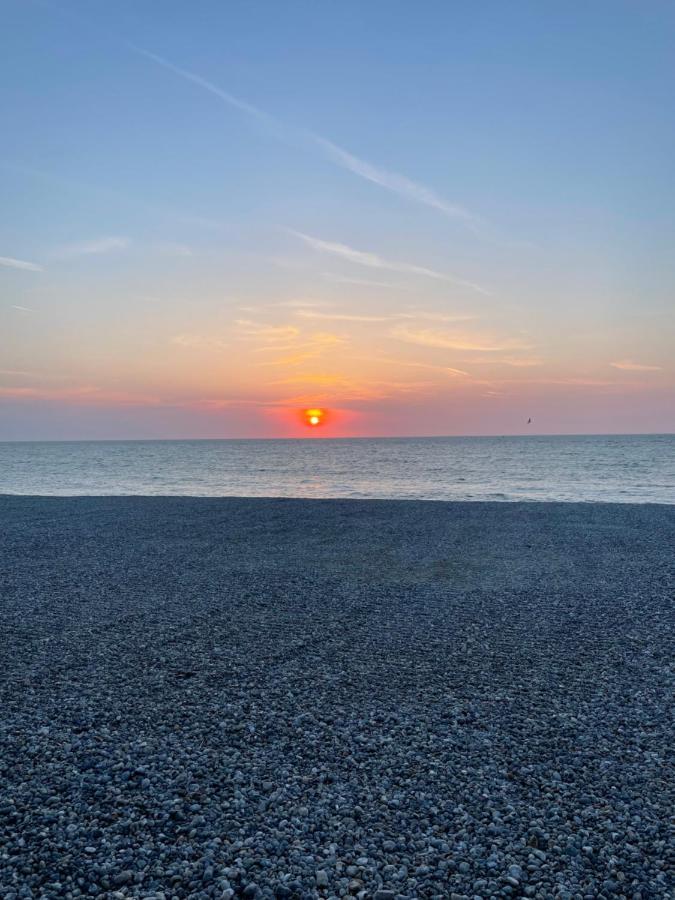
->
0, 496, 673, 899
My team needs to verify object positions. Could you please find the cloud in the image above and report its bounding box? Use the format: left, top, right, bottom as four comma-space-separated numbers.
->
295, 309, 475, 325
235, 320, 301, 342
367, 357, 469, 377
270, 373, 434, 402
0, 369, 38, 379
391, 324, 530, 352
0, 368, 72, 382
267, 256, 311, 271
324, 274, 410, 290
396, 311, 477, 323
0, 385, 161, 406
497, 357, 543, 367
171, 333, 229, 349
295, 310, 392, 323
311, 137, 474, 222
1, 161, 226, 232
131, 46, 474, 223
470, 355, 543, 367
154, 242, 193, 257
290, 231, 489, 294
264, 349, 330, 366
495, 377, 647, 388
610, 360, 662, 372
0, 256, 42, 272
52, 237, 129, 259
398, 361, 469, 377
275, 298, 333, 309
254, 330, 346, 366
175, 319, 346, 367
131, 46, 279, 127
10, 305, 34, 313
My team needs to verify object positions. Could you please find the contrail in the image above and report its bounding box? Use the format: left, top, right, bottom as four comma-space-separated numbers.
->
129, 44, 476, 223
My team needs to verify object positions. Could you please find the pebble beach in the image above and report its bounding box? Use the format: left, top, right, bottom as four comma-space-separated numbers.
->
0, 496, 673, 899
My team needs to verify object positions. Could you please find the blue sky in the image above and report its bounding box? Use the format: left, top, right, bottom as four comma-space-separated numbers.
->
1, 1, 673, 438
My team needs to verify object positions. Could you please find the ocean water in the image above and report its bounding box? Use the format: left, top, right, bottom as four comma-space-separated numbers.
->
0, 435, 673, 503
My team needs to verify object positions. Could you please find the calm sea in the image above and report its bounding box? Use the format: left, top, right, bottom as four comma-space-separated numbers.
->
0, 435, 673, 503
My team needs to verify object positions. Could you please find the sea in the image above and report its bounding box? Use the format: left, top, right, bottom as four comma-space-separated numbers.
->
0, 434, 673, 503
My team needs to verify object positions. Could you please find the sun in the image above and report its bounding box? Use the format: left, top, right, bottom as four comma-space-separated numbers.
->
303, 408, 326, 427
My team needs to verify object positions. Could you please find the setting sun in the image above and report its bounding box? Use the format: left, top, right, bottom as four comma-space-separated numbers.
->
303, 408, 326, 427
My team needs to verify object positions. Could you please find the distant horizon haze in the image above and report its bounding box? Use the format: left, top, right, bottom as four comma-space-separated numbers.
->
1, 430, 673, 444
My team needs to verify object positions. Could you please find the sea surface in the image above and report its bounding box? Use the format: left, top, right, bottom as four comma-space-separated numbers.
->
0, 434, 673, 503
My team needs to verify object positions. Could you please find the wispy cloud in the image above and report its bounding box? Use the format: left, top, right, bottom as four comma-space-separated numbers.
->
323, 274, 410, 289
270, 373, 434, 402
0, 369, 34, 377
238, 316, 347, 367
366, 356, 469, 378
311, 137, 474, 222
0, 368, 72, 382
291, 231, 488, 294
296, 310, 392, 323
0, 385, 161, 406
171, 333, 229, 350
275, 298, 333, 309
1, 160, 226, 231
0, 256, 42, 272
391, 324, 531, 352
257, 332, 346, 366
470, 355, 543, 367
267, 256, 311, 271
131, 46, 474, 223
500, 377, 640, 388
610, 360, 663, 372
52, 236, 129, 260
397, 311, 477, 323
401, 361, 469, 377
235, 320, 301, 342
154, 241, 193, 257
131, 46, 279, 127
10, 305, 34, 313
295, 309, 475, 325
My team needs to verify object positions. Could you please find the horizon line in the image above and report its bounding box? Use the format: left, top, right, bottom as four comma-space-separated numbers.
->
0, 431, 672, 444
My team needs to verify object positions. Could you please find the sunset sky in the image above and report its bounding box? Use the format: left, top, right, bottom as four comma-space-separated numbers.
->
1, 1, 673, 439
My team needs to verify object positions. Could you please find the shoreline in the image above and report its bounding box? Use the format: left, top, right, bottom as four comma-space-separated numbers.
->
1, 494, 673, 506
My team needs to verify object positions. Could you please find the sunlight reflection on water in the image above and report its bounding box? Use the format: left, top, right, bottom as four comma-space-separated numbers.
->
0, 435, 673, 503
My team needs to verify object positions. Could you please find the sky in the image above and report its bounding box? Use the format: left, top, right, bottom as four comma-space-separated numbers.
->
1, 0, 674, 439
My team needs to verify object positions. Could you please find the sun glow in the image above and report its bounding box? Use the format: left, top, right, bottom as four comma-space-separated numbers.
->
303, 408, 326, 427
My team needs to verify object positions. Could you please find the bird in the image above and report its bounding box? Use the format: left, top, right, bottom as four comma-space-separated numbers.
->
527, 417, 532, 424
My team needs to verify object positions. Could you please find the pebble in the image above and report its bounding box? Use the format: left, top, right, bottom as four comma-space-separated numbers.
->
0, 497, 672, 899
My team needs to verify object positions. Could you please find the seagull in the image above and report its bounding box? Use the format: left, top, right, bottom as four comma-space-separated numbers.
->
527, 417, 532, 424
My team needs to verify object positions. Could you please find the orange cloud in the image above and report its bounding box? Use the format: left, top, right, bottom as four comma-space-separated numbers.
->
235, 320, 301, 341
610, 360, 663, 372
270, 373, 435, 402
171, 334, 229, 349
469, 356, 544, 367
391, 324, 531, 352
0, 386, 162, 406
